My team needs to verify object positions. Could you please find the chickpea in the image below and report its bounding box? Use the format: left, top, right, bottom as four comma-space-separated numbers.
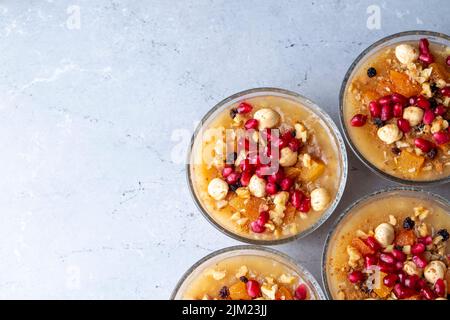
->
279, 147, 298, 167
424, 261, 446, 284
253, 108, 280, 129
395, 44, 419, 64
403, 261, 423, 276
374, 223, 395, 247
377, 124, 403, 144
403, 106, 424, 126
248, 175, 266, 198
310, 187, 330, 211
207, 178, 229, 200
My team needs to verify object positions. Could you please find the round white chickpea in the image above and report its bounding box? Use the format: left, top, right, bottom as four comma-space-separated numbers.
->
279, 147, 298, 167
253, 108, 281, 129
310, 187, 330, 211
403, 261, 423, 276
248, 174, 266, 198
423, 260, 447, 284
377, 124, 403, 144
403, 106, 424, 127
395, 44, 419, 64
374, 223, 395, 247
207, 178, 229, 200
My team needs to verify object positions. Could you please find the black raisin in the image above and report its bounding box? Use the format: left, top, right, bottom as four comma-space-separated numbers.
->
391, 147, 401, 155
429, 98, 438, 110
229, 108, 238, 119
229, 181, 242, 192
219, 286, 229, 299
239, 276, 248, 283
373, 118, 385, 128
426, 148, 437, 160
403, 217, 415, 230
437, 229, 449, 241
367, 67, 377, 78
291, 130, 296, 138
430, 83, 438, 94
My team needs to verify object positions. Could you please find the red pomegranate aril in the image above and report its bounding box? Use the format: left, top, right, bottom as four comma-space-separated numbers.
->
237, 102, 253, 114
397, 118, 411, 133
280, 177, 294, 191
257, 211, 270, 226
434, 278, 446, 297
369, 101, 381, 118
414, 138, 433, 153
348, 271, 364, 283
378, 95, 392, 105
350, 114, 367, 127
416, 96, 431, 109
404, 275, 419, 289
391, 249, 406, 262
364, 255, 378, 268
240, 159, 254, 173
299, 197, 311, 213
365, 236, 381, 252
265, 182, 278, 195
255, 165, 267, 178
288, 139, 301, 152
446, 55, 450, 66
417, 278, 427, 289
380, 253, 395, 265
409, 96, 417, 106
393, 103, 403, 118
378, 262, 395, 274
250, 221, 265, 233
411, 243, 425, 255
419, 38, 430, 53
290, 190, 304, 210
397, 272, 407, 285
381, 104, 392, 121
294, 284, 308, 300
383, 274, 398, 287
244, 118, 259, 130
433, 131, 450, 145
417, 235, 433, 245
434, 104, 446, 116
222, 166, 234, 178
226, 172, 241, 185
281, 131, 294, 142
419, 53, 434, 64
246, 280, 261, 298
240, 171, 252, 187
412, 255, 428, 269
423, 109, 435, 125
420, 287, 436, 300
393, 284, 415, 299
392, 93, 407, 106
394, 261, 404, 271
268, 170, 284, 184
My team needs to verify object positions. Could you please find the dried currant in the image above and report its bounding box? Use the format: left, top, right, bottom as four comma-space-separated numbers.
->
219, 286, 229, 299
437, 229, 449, 241
403, 217, 415, 230
367, 67, 377, 78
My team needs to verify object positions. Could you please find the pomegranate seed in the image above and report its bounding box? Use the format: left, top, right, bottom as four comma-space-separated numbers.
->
226, 172, 241, 185
423, 109, 435, 125
265, 182, 278, 195
392, 249, 406, 262
419, 53, 434, 64
409, 96, 417, 106
299, 197, 311, 213
222, 167, 234, 178
412, 255, 428, 268
397, 272, 407, 285
378, 262, 395, 274
404, 275, 419, 289
290, 190, 304, 210
442, 86, 450, 98
369, 101, 381, 118
240, 159, 254, 173
393, 103, 403, 118
255, 166, 267, 178
378, 95, 392, 105
288, 139, 301, 152
365, 237, 381, 252
383, 274, 398, 287
392, 93, 407, 106
257, 211, 270, 226
418, 38, 434, 65
420, 287, 436, 300
348, 271, 364, 283
419, 38, 430, 53
268, 170, 284, 184
380, 253, 395, 265
394, 261, 404, 271
381, 104, 392, 121
446, 55, 450, 66
434, 104, 446, 116
393, 283, 415, 299
411, 243, 425, 255
350, 114, 367, 127
237, 102, 253, 114
250, 221, 265, 233
294, 284, 308, 300
416, 95, 431, 109
433, 131, 450, 145
281, 131, 294, 142
277, 138, 288, 149
244, 118, 259, 130
414, 138, 434, 153
417, 235, 433, 245
280, 177, 294, 191
434, 278, 446, 297
417, 278, 427, 289
397, 118, 411, 133
246, 280, 261, 298
238, 138, 250, 151
240, 171, 252, 186
364, 255, 378, 268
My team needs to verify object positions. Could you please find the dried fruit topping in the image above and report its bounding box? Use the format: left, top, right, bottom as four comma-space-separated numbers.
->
219, 286, 230, 299
437, 228, 449, 241
367, 67, 377, 78
402, 217, 415, 230
239, 276, 248, 283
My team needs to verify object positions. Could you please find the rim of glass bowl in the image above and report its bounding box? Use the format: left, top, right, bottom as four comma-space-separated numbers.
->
339, 30, 450, 186
321, 186, 450, 300
186, 87, 348, 245
170, 245, 326, 300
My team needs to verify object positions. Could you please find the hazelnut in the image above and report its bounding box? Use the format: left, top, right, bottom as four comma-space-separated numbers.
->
377, 124, 403, 144
279, 147, 298, 167
207, 178, 229, 200
403, 106, 424, 126
395, 44, 419, 64
248, 175, 266, 198
374, 223, 395, 247
423, 260, 446, 284
403, 261, 423, 276
253, 108, 280, 129
310, 187, 331, 211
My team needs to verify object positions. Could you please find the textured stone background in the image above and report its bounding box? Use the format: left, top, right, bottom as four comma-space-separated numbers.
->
0, 0, 448, 299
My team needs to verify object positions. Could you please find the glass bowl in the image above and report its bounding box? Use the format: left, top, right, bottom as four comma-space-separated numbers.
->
339, 30, 450, 186
321, 187, 450, 300
171, 245, 326, 300
187, 87, 348, 245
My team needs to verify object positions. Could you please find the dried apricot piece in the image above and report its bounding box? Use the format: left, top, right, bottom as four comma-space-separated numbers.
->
429, 62, 450, 83
275, 286, 293, 300
373, 272, 392, 298
351, 238, 375, 256
283, 204, 296, 224
243, 197, 266, 221
229, 281, 251, 300
395, 229, 416, 246
284, 167, 302, 179
300, 159, 325, 182
397, 150, 425, 178
389, 70, 422, 97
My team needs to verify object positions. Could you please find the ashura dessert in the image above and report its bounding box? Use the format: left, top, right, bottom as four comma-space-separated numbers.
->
189, 90, 345, 242
324, 190, 450, 300
344, 36, 450, 182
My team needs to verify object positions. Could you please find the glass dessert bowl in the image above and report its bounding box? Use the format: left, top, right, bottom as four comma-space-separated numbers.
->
171, 245, 325, 300
187, 88, 347, 244
341, 31, 450, 185
323, 188, 450, 300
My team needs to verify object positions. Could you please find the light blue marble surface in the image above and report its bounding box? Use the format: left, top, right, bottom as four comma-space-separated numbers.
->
0, 0, 448, 299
